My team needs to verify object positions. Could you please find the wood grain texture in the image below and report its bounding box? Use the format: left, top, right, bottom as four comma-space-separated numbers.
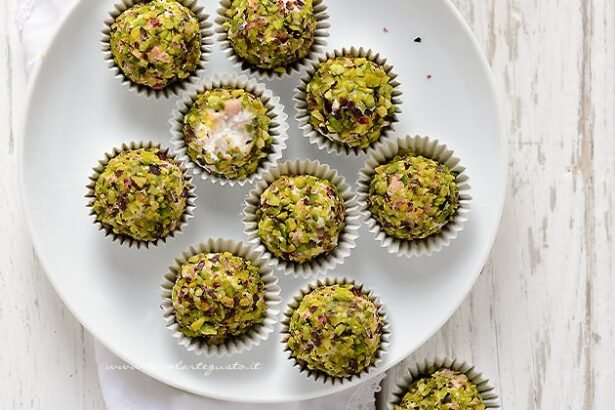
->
1, 0, 613, 409
380, 1, 615, 409
0, 0, 105, 408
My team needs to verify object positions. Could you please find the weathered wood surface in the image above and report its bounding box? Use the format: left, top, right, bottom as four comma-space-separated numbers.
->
1, 0, 613, 408
0, 0, 106, 408
380, 1, 615, 409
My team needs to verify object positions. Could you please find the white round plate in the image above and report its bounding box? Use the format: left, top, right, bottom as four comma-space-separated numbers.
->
21, 0, 505, 403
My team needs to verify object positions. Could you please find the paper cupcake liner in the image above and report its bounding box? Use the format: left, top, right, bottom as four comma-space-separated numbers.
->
170, 73, 289, 187
215, 0, 330, 80
387, 357, 500, 409
102, 0, 215, 99
280, 277, 390, 385
356, 135, 471, 257
160, 238, 282, 356
294, 47, 403, 156
85, 141, 197, 249
243, 159, 360, 278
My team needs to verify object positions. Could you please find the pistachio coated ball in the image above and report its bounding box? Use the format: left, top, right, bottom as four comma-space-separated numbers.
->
223, 0, 317, 71
306, 56, 395, 149
183, 88, 272, 179
395, 369, 485, 410
172, 252, 266, 345
287, 284, 383, 378
91, 147, 189, 242
110, 0, 201, 89
367, 154, 459, 240
256, 175, 346, 263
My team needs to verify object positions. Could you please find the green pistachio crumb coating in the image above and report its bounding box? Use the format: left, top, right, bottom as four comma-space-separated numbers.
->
287, 284, 383, 378
367, 154, 459, 240
171, 252, 267, 344
183, 88, 272, 179
256, 175, 345, 263
110, 0, 201, 90
395, 369, 485, 410
92, 148, 189, 242
306, 56, 395, 149
223, 0, 317, 71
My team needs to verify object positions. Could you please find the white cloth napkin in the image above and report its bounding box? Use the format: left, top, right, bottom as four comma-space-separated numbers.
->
16, 1, 385, 408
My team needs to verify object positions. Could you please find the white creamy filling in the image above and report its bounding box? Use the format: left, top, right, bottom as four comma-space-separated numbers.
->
193, 104, 255, 161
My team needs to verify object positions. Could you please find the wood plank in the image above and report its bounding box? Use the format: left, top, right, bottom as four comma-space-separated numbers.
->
381, 0, 614, 408
0, 0, 105, 408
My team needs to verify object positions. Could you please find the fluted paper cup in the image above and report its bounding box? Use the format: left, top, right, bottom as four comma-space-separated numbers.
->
215, 0, 330, 80
357, 135, 471, 257
102, 0, 214, 99
388, 357, 499, 409
161, 238, 282, 356
170, 73, 289, 186
280, 277, 390, 385
243, 159, 360, 278
295, 47, 403, 156
86, 141, 196, 249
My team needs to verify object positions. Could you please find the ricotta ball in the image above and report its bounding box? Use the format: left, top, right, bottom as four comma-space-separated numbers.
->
110, 0, 201, 89
91, 147, 189, 242
171, 252, 266, 345
286, 284, 383, 378
395, 369, 485, 410
306, 56, 395, 149
183, 88, 272, 179
367, 154, 459, 240
223, 0, 317, 71
256, 175, 346, 263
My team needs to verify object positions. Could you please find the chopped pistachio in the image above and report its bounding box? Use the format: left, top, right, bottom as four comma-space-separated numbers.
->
306, 56, 395, 149
367, 154, 459, 240
223, 0, 316, 71
395, 369, 485, 410
110, 0, 201, 89
287, 284, 383, 378
183, 88, 272, 179
91, 147, 188, 242
171, 252, 266, 345
256, 175, 346, 263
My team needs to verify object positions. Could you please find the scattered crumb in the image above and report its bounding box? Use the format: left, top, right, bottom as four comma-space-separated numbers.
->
383, 27, 389, 33
414, 36, 422, 43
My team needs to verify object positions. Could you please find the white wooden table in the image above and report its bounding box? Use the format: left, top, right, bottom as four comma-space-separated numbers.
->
1, 0, 613, 408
